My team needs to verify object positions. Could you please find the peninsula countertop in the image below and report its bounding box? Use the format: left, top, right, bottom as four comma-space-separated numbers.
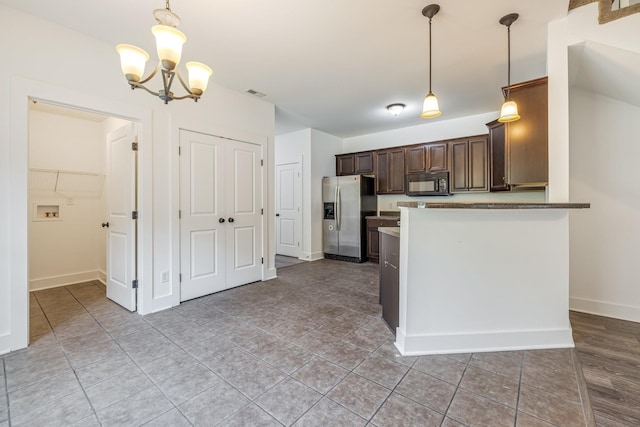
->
397, 201, 590, 209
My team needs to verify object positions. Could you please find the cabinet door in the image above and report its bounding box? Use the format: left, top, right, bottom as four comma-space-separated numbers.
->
336, 154, 355, 176
405, 145, 426, 174
506, 78, 548, 185
487, 120, 509, 191
450, 140, 469, 193
375, 151, 389, 194
427, 142, 448, 172
388, 149, 406, 194
367, 225, 380, 262
468, 137, 488, 191
355, 152, 374, 174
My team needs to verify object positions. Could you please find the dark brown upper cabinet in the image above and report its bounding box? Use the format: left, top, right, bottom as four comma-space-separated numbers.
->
449, 136, 489, 193
491, 76, 548, 188
375, 148, 405, 194
335, 152, 374, 176
405, 142, 448, 174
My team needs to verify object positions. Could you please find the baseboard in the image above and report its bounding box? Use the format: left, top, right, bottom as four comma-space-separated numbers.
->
395, 327, 575, 356
0, 332, 11, 356
264, 267, 277, 281
570, 297, 640, 323
29, 270, 102, 291
300, 251, 324, 262
97, 269, 106, 285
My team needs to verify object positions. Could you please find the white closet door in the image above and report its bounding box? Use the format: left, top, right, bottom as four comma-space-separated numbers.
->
180, 131, 226, 301
225, 140, 263, 288
106, 123, 137, 311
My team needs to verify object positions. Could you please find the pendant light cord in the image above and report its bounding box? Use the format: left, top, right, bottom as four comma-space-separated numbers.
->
506, 24, 511, 100
428, 17, 433, 94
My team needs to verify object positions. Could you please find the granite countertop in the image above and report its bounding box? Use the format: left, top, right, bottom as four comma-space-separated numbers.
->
397, 201, 590, 209
378, 226, 400, 237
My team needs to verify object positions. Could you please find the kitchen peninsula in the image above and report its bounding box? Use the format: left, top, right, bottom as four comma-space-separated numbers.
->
392, 201, 589, 356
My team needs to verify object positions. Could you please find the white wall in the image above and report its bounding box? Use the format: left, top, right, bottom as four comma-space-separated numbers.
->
309, 129, 343, 259
561, 3, 640, 322
274, 128, 342, 261
569, 89, 640, 321
398, 207, 573, 355
0, 5, 274, 354
28, 110, 107, 290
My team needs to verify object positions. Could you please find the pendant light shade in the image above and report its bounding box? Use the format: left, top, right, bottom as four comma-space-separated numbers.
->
498, 13, 520, 123
151, 25, 186, 71
421, 4, 441, 119
116, 44, 150, 82
421, 92, 441, 118
499, 100, 520, 122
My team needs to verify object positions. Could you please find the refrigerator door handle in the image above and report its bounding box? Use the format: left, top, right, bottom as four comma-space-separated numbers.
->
336, 185, 341, 230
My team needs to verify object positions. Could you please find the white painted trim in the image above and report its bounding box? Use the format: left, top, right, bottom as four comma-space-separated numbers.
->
395, 327, 575, 356
10, 77, 154, 352
570, 297, 640, 323
302, 251, 325, 262
98, 269, 106, 285
264, 267, 277, 281
29, 271, 103, 291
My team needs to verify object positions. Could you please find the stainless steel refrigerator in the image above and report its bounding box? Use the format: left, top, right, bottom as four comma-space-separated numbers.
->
322, 175, 376, 262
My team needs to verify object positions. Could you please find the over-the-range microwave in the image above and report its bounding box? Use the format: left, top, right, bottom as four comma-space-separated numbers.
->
406, 171, 451, 196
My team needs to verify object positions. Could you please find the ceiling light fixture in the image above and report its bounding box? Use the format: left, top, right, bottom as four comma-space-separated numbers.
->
387, 103, 406, 117
498, 13, 521, 122
421, 4, 441, 119
116, 0, 213, 104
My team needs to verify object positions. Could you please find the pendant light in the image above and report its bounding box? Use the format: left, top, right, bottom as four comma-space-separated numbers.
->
421, 4, 441, 119
498, 13, 520, 122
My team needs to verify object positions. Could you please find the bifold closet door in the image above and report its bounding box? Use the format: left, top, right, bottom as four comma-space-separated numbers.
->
180, 130, 262, 301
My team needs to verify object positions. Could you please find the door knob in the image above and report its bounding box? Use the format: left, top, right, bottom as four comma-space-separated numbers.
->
219, 218, 225, 223
276, 213, 280, 217
101, 222, 109, 228
228, 217, 235, 223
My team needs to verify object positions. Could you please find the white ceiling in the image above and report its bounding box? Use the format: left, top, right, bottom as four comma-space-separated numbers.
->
2, 0, 569, 138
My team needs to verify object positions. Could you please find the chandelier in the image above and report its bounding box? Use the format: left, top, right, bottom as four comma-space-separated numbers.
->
116, 1, 213, 104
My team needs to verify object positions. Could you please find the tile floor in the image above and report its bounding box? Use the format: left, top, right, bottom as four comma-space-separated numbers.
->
1, 259, 593, 426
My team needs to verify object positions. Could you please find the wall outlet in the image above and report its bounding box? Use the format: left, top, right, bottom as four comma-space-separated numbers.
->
161, 271, 169, 283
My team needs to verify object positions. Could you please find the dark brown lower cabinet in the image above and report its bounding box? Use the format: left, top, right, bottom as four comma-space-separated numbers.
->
379, 231, 399, 335
366, 218, 399, 263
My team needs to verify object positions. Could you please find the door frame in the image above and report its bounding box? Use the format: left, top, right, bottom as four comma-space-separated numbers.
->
275, 158, 303, 259
9, 77, 153, 351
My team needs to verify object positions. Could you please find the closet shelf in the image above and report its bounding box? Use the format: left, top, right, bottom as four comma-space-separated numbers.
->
29, 168, 104, 198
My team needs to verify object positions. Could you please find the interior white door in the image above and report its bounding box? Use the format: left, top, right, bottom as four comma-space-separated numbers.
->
180, 131, 226, 301
180, 131, 262, 301
225, 141, 263, 287
106, 123, 137, 311
275, 161, 302, 258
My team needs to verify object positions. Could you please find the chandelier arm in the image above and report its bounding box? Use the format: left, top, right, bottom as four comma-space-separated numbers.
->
176, 71, 195, 96
172, 93, 199, 101
128, 81, 163, 97
137, 62, 161, 85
